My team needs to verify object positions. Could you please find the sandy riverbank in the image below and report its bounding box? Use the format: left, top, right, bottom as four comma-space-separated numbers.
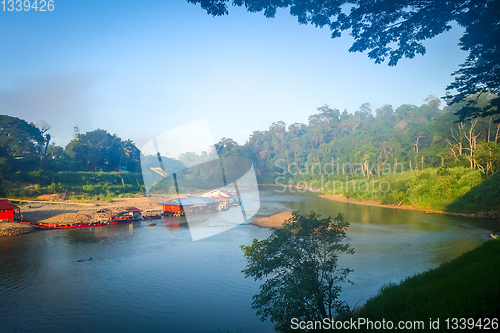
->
248, 192, 498, 231
260, 183, 497, 218
250, 211, 294, 229
0, 222, 36, 237
0, 196, 176, 237
18, 196, 171, 222
318, 194, 498, 219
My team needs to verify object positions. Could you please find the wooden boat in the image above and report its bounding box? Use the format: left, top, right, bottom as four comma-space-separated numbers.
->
143, 214, 162, 220
96, 207, 143, 224
34, 222, 108, 229
19, 221, 38, 225
145, 222, 156, 227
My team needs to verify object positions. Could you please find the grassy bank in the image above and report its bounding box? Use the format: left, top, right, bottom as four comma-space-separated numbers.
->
288, 166, 500, 214
338, 240, 500, 332
2, 171, 145, 200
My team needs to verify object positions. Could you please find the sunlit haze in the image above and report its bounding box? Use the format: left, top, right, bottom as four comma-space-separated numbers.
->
1, 0, 467, 147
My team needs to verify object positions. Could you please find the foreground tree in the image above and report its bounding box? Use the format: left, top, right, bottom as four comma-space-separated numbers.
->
189, 0, 500, 120
240, 211, 354, 332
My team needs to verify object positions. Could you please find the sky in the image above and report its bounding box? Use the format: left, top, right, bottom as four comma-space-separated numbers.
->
0, 0, 468, 149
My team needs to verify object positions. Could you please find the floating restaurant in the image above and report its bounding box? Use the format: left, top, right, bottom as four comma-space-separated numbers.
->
159, 197, 220, 216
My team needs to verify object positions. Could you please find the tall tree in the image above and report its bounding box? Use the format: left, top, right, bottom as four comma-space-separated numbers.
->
65, 129, 139, 172
0, 115, 44, 157
35, 120, 51, 153
241, 211, 354, 332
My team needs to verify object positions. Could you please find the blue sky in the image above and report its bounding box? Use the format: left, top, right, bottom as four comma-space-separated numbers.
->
1, 0, 467, 148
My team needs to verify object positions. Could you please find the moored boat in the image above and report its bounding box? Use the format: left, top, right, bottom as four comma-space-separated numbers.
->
96, 206, 143, 223
143, 214, 162, 220
143, 210, 163, 220
34, 222, 108, 229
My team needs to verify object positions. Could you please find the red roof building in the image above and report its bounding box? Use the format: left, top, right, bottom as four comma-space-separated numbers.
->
0, 199, 21, 222
160, 197, 219, 215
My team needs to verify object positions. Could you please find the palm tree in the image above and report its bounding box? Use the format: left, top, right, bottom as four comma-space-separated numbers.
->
119, 139, 134, 168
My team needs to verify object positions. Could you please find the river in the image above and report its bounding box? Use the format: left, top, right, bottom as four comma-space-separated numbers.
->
0, 187, 495, 332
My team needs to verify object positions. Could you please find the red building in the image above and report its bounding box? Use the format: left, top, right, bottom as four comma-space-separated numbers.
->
0, 199, 21, 222
160, 197, 219, 215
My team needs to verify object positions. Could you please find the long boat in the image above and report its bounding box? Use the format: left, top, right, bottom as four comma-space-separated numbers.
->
29, 222, 109, 229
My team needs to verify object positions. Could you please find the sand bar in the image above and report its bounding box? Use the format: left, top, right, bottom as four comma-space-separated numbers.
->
250, 211, 294, 229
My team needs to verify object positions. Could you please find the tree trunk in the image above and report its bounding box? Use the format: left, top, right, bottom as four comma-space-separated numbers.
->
488, 116, 492, 142
464, 119, 480, 169
496, 123, 500, 143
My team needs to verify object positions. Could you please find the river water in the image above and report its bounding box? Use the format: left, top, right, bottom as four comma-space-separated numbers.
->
0, 187, 495, 332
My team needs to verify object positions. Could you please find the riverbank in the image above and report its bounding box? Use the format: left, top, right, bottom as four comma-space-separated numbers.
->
249, 192, 498, 231
261, 167, 500, 217
0, 222, 36, 237
0, 196, 176, 237
340, 239, 500, 332
259, 183, 495, 219
318, 193, 499, 219
17, 196, 170, 222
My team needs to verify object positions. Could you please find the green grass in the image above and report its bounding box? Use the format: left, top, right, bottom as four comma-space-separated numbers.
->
338, 240, 500, 332
4, 171, 146, 199
304, 166, 500, 214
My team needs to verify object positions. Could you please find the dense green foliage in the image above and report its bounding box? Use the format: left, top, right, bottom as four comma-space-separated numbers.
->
318, 167, 500, 214
3, 95, 500, 212
2, 170, 144, 200
340, 239, 500, 332
212, 95, 500, 213
228, 96, 495, 182
241, 211, 354, 332
0, 117, 144, 199
65, 129, 140, 171
65, 128, 141, 172
0, 115, 44, 157
190, 0, 500, 120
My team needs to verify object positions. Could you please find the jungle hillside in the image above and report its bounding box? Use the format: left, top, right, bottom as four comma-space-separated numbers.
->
1, 94, 500, 214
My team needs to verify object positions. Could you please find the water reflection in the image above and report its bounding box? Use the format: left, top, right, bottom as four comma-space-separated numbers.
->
0, 187, 493, 333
